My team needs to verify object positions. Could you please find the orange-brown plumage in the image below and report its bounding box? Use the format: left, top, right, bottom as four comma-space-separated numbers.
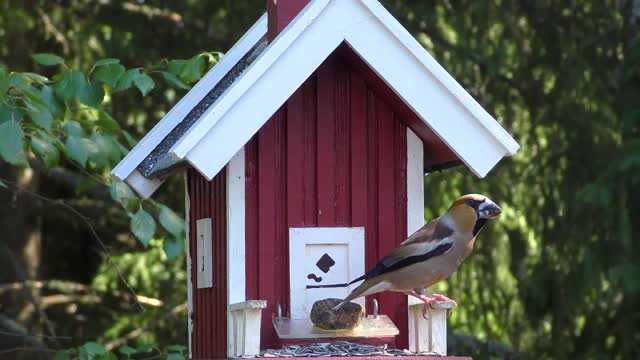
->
335, 194, 502, 312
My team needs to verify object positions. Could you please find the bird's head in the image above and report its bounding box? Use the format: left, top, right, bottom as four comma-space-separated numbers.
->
446, 194, 502, 235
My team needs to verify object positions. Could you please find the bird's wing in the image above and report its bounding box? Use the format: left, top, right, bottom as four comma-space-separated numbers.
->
352, 217, 455, 283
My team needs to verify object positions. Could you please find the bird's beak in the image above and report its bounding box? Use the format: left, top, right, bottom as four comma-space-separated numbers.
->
478, 199, 502, 219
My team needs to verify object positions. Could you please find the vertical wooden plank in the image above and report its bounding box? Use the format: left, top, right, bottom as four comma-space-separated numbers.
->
316, 58, 336, 226
303, 77, 318, 226
335, 63, 351, 225
258, 118, 277, 346
274, 110, 289, 322
376, 99, 397, 327
394, 114, 409, 350
287, 85, 305, 227
195, 174, 202, 358
245, 137, 259, 301
350, 73, 368, 228
187, 171, 196, 357
204, 177, 211, 357
365, 89, 379, 313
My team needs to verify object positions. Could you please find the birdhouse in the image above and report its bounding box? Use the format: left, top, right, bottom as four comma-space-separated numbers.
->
112, 0, 519, 359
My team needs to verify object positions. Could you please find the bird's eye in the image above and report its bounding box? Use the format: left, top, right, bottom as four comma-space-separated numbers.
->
466, 199, 476, 207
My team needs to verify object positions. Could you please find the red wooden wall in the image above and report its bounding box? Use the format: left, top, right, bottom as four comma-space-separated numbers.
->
245, 49, 410, 350
187, 168, 228, 359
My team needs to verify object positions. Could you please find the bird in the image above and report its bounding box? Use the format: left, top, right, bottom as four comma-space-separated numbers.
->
333, 194, 502, 318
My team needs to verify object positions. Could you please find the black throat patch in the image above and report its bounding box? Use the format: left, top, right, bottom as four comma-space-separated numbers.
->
473, 218, 487, 236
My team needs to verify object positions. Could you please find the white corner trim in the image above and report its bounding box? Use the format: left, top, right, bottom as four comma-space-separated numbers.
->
111, 13, 268, 182
227, 148, 246, 357
184, 174, 193, 358
406, 128, 426, 352
122, 170, 164, 199
170, 0, 518, 181
227, 147, 246, 304
406, 128, 425, 238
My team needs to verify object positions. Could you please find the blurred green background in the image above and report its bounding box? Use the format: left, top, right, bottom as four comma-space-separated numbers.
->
0, 0, 638, 359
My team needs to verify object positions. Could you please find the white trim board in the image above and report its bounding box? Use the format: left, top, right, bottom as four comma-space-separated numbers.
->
113, 0, 519, 197
406, 128, 426, 352
226, 148, 246, 357
172, 0, 518, 182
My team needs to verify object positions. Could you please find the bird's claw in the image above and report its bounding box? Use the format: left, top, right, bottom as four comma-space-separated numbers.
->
431, 293, 457, 317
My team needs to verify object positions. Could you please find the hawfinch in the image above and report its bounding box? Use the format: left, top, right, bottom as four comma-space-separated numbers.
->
334, 194, 502, 318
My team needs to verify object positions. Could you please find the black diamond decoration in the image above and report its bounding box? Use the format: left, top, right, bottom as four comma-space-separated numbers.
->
316, 253, 336, 273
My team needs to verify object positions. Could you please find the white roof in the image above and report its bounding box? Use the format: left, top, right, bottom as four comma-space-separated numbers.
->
112, 0, 519, 198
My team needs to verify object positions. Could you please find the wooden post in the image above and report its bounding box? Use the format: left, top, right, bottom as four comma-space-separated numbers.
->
408, 301, 454, 355
228, 300, 268, 357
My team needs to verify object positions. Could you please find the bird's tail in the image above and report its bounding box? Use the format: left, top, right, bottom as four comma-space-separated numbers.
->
306, 274, 367, 290
332, 278, 375, 311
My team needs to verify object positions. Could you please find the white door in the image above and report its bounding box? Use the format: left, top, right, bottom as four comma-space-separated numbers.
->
289, 227, 365, 319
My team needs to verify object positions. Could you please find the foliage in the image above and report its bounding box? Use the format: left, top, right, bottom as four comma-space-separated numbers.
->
0, 1, 638, 360
51, 341, 187, 360
0, 52, 215, 256
382, 0, 640, 358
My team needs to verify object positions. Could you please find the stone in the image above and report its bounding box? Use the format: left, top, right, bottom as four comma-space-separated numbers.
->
310, 298, 364, 330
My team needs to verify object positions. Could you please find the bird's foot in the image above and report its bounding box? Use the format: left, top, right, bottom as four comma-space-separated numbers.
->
430, 293, 458, 317
412, 294, 436, 320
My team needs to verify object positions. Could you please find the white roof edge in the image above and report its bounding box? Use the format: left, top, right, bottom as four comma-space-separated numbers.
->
176, 0, 519, 182
114, 0, 521, 198
110, 13, 268, 183
359, 0, 520, 155
169, 0, 332, 160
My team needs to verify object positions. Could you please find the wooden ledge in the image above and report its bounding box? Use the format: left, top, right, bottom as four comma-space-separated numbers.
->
228, 300, 267, 312
409, 300, 455, 310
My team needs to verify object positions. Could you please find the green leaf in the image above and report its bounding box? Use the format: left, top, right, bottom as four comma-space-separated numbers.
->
110, 181, 138, 210
94, 58, 120, 67
133, 73, 155, 96
78, 81, 104, 107
96, 110, 120, 131
180, 54, 205, 83
52, 351, 71, 360
118, 345, 137, 355
167, 59, 187, 76
93, 63, 125, 88
0, 102, 23, 124
158, 205, 185, 238
90, 132, 121, 166
0, 120, 27, 166
79, 342, 106, 355
27, 103, 53, 130
131, 208, 156, 246
166, 345, 187, 352
161, 71, 189, 90
32, 53, 65, 66
63, 120, 85, 137
54, 70, 86, 100
23, 72, 49, 84
114, 69, 141, 92
163, 237, 183, 261
64, 136, 90, 167
121, 130, 137, 148
167, 353, 186, 360
40, 85, 64, 118
135, 344, 156, 353
31, 132, 60, 168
